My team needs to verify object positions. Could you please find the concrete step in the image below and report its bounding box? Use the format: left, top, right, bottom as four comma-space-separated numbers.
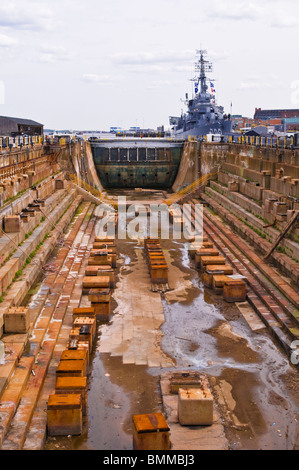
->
197, 200, 299, 318
201, 190, 299, 286
201, 211, 299, 336
0, 201, 94, 449
0, 189, 81, 335
187, 200, 299, 356
23, 210, 96, 450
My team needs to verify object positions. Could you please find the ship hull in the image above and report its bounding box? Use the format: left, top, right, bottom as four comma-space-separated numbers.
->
173, 119, 232, 140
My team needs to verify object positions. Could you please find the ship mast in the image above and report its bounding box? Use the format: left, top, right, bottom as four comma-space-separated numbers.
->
194, 49, 213, 95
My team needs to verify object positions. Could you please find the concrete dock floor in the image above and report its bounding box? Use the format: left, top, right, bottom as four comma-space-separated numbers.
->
44, 222, 299, 451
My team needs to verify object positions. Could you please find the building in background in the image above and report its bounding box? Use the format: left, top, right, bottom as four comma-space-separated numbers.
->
0, 116, 44, 136
254, 108, 299, 120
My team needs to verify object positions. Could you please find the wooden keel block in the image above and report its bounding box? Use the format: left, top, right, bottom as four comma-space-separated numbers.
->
60, 349, 88, 374
47, 393, 82, 436
94, 236, 115, 243
56, 360, 86, 377
88, 288, 111, 303
212, 274, 232, 294
203, 264, 234, 288
195, 248, 219, 267
82, 276, 110, 289
55, 377, 88, 415
73, 307, 96, 320
91, 301, 111, 322
93, 243, 117, 253
73, 317, 96, 341
223, 280, 247, 302
88, 255, 112, 266
132, 413, 170, 450
199, 256, 226, 271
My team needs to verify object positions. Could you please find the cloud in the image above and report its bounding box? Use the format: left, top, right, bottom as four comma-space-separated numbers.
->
270, 11, 299, 27
0, 33, 18, 47
206, 1, 262, 21
82, 74, 119, 84
39, 44, 73, 63
238, 81, 260, 90
0, 2, 54, 30
112, 49, 194, 66
147, 80, 173, 90
237, 74, 282, 90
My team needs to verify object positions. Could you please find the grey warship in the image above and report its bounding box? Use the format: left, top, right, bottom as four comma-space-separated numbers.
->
169, 50, 232, 139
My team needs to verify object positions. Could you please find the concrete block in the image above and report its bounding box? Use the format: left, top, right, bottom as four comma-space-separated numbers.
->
4, 307, 30, 333
228, 181, 239, 192
178, 387, 213, 426
3, 215, 21, 233
132, 413, 170, 450
20, 213, 29, 223
276, 214, 287, 223
223, 280, 246, 302
264, 198, 278, 214
47, 393, 82, 436
55, 179, 65, 190
22, 208, 35, 218
55, 377, 88, 415
273, 202, 287, 215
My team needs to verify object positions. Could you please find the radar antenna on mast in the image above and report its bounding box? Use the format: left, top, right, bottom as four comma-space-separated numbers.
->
192, 49, 214, 94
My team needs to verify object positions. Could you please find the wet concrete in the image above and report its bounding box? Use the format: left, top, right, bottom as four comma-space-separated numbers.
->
44, 191, 299, 451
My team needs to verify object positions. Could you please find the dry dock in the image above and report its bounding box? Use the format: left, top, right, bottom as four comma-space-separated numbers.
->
0, 139, 298, 451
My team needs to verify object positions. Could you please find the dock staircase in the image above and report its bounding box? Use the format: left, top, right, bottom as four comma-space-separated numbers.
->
163, 171, 217, 206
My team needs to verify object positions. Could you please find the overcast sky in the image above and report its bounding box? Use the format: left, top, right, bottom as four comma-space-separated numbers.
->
0, 0, 298, 131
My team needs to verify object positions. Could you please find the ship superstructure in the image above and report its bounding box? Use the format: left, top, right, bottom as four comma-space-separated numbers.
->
170, 50, 232, 138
